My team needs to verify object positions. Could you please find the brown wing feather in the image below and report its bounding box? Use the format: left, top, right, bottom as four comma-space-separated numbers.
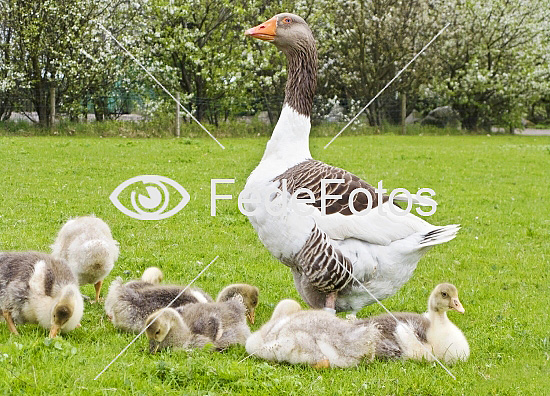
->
273, 159, 389, 215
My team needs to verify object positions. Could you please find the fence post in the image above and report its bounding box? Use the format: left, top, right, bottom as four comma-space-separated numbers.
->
50, 84, 56, 127
175, 92, 180, 138
400, 92, 406, 135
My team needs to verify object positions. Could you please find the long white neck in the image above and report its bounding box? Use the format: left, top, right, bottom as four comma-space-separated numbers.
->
260, 104, 312, 165
250, 30, 317, 180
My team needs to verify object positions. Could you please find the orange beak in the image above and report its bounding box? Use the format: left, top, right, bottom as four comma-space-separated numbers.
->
49, 324, 61, 338
245, 17, 277, 41
452, 298, 465, 314
246, 309, 256, 325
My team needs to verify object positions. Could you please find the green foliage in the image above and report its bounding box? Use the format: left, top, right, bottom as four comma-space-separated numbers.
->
422, 0, 550, 130
314, 0, 441, 124
0, 135, 549, 393
0, 119, 481, 138
0, 0, 144, 124
1, 0, 549, 129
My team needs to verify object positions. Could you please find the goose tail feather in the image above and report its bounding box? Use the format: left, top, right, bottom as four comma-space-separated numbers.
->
419, 224, 460, 247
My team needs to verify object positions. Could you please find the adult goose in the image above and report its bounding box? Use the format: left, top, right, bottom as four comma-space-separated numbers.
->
242, 14, 460, 316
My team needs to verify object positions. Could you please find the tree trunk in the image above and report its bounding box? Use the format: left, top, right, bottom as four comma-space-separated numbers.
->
31, 56, 49, 126
0, 95, 13, 121
94, 97, 105, 122
400, 92, 406, 135
35, 81, 49, 126
82, 96, 88, 123
264, 94, 275, 125
175, 92, 180, 137
49, 84, 56, 127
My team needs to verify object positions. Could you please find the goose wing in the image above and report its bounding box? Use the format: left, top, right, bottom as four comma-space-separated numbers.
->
273, 159, 432, 245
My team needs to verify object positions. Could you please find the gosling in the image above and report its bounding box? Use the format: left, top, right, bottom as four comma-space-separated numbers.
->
51, 216, 119, 302
146, 296, 250, 353
104, 272, 212, 333
216, 284, 259, 324
245, 299, 379, 368
361, 283, 469, 363
0, 252, 84, 337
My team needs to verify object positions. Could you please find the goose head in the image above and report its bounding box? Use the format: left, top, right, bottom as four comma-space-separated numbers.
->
145, 308, 185, 354
49, 285, 84, 338
141, 267, 163, 285
271, 299, 302, 321
428, 283, 464, 314
145, 307, 213, 354
246, 13, 317, 118
245, 13, 314, 54
217, 284, 259, 324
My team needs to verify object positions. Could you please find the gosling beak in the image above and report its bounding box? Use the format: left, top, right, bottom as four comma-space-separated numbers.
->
451, 298, 465, 314
149, 340, 161, 354
49, 324, 61, 338
245, 17, 277, 41
246, 309, 256, 325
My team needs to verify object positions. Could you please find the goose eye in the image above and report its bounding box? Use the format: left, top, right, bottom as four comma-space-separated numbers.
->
441, 292, 448, 298
156, 330, 161, 335
283, 17, 292, 24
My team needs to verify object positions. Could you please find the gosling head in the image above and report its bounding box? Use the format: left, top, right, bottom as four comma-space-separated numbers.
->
271, 299, 301, 321
141, 267, 164, 285
50, 285, 84, 338
428, 283, 464, 314
217, 284, 259, 324
145, 308, 189, 354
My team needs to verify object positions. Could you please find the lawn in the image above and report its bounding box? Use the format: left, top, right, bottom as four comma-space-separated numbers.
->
0, 134, 549, 394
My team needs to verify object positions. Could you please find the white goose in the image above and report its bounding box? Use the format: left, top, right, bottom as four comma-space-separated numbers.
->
243, 14, 460, 316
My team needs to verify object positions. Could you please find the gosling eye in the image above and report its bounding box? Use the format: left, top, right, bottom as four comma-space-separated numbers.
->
441, 292, 448, 298
156, 330, 161, 335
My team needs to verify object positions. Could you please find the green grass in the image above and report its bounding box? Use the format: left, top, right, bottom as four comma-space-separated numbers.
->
0, 134, 549, 394
0, 119, 494, 138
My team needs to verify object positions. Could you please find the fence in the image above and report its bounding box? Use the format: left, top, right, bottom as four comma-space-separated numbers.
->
3, 87, 539, 136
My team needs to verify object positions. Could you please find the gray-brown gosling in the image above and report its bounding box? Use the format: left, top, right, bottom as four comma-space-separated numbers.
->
0, 252, 84, 337
361, 283, 469, 363
144, 308, 213, 354
216, 284, 259, 324
51, 216, 119, 302
245, 299, 379, 368
104, 271, 212, 333
146, 296, 251, 354
141, 267, 163, 285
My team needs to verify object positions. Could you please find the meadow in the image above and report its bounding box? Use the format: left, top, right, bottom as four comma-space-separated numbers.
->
0, 133, 548, 394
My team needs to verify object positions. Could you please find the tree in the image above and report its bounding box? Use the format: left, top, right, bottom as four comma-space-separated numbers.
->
422, 0, 550, 130
313, 0, 442, 126
0, 0, 144, 125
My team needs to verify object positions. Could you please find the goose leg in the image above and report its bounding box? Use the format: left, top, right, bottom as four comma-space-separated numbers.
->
2, 310, 19, 335
324, 291, 337, 311
93, 280, 103, 303
346, 312, 357, 320
311, 358, 330, 369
